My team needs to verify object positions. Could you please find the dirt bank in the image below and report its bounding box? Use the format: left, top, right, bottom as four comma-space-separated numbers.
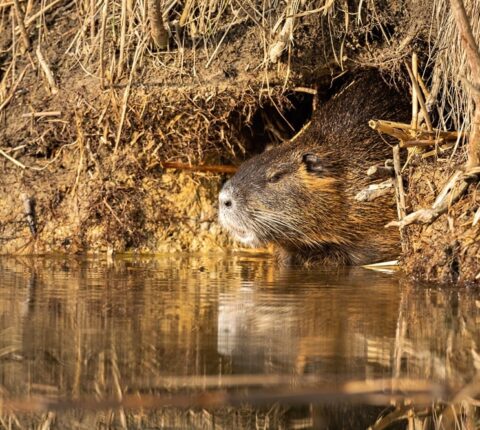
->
0, 0, 479, 282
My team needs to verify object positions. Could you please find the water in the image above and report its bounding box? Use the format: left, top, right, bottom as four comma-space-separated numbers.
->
0, 254, 478, 429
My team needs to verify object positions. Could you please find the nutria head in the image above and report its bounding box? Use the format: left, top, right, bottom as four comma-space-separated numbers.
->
218, 143, 350, 252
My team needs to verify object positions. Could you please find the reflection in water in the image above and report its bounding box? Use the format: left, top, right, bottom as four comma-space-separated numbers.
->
0, 255, 478, 429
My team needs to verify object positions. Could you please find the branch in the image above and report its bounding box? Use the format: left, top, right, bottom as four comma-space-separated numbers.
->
385, 169, 479, 229
354, 180, 393, 202
161, 161, 237, 174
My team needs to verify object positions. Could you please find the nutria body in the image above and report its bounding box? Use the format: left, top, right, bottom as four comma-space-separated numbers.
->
219, 72, 409, 265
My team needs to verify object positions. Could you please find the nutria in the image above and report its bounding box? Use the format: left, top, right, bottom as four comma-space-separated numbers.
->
218, 71, 409, 266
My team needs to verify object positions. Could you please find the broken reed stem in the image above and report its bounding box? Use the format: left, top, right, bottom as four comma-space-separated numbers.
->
405, 62, 433, 132
22, 110, 61, 118
161, 161, 237, 174
179, 0, 194, 27
392, 146, 407, 220
391, 146, 407, 252
99, 0, 108, 87
36, 46, 58, 95
354, 180, 393, 202
449, 0, 480, 168
411, 53, 418, 129
0, 148, 27, 169
117, 0, 128, 77
386, 170, 471, 229
12, 0, 30, 50
369, 120, 462, 142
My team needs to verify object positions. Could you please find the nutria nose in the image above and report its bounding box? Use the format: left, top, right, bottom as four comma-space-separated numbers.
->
219, 187, 234, 209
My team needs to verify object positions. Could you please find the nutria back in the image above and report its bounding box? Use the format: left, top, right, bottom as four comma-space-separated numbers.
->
219, 71, 409, 265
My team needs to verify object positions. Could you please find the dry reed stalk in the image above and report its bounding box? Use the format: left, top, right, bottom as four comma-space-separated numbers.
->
179, 0, 194, 27
21, 111, 61, 118
12, 0, 30, 50
0, 148, 27, 169
386, 169, 477, 229
117, 0, 127, 76
36, 46, 58, 94
269, 0, 297, 63
411, 53, 418, 130
449, 0, 480, 169
405, 62, 433, 132
369, 120, 462, 142
391, 145, 407, 252
99, 0, 108, 87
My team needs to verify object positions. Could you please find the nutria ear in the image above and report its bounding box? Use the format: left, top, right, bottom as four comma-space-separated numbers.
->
302, 153, 324, 173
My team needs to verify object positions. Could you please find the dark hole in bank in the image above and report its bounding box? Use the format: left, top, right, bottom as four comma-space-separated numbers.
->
238, 91, 315, 158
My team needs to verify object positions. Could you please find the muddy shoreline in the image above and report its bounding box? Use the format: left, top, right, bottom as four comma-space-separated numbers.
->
1, 0, 479, 283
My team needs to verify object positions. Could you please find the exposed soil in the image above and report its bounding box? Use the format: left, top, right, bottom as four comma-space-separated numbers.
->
0, 0, 479, 282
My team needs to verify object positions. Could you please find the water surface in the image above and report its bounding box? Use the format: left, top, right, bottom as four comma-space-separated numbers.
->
0, 255, 478, 429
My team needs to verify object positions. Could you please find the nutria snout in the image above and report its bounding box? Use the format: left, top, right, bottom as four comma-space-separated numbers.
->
219, 71, 409, 266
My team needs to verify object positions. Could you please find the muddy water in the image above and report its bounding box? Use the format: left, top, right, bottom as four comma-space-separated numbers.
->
0, 255, 478, 429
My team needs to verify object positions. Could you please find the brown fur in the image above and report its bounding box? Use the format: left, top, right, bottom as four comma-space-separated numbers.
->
218, 71, 409, 266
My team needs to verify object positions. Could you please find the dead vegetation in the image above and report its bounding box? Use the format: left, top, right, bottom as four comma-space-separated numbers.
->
0, 0, 479, 281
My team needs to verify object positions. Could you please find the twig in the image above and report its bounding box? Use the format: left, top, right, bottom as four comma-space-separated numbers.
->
386, 170, 472, 229
179, 0, 194, 27
391, 146, 407, 252
369, 120, 462, 142
0, 148, 27, 169
405, 62, 433, 132
393, 146, 407, 220
99, 0, 108, 87
12, 0, 30, 50
117, 0, 127, 75
161, 161, 237, 174
411, 53, 418, 129
103, 199, 132, 233
22, 110, 61, 118
354, 180, 393, 202
36, 46, 58, 95
293, 87, 317, 95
